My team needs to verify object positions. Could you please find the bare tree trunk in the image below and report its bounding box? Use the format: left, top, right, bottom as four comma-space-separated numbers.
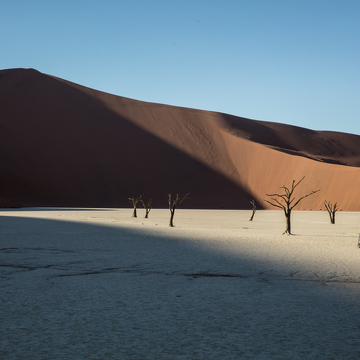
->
145, 209, 150, 219
249, 200, 256, 221
327, 210, 335, 224
330, 212, 335, 224
169, 209, 175, 227
249, 211, 255, 221
132, 207, 137, 218
284, 210, 291, 235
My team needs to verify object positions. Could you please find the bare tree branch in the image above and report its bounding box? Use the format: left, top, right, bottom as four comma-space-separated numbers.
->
178, 193, 191, 205
291, 190, 319, 209
264, 199, 283, 210
293, 176, 305, 189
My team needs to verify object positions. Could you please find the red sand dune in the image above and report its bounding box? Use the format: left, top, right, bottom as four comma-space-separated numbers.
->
1, 68, 360, 210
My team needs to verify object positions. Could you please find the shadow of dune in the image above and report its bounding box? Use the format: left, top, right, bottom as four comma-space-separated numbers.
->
0, 69, 256, 209
1, 214, 360, 359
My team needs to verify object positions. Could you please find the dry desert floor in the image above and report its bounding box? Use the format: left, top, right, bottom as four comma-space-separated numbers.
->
1, 208, 360, 359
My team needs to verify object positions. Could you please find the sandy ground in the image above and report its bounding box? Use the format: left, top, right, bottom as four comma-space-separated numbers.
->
1, 208, 360, 359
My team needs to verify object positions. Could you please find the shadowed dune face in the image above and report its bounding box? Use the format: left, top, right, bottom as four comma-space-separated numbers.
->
0, 68, 253, 208
1, 68, 360, 209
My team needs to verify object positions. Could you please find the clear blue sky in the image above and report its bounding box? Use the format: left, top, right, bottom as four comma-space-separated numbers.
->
2, 0, 359, 135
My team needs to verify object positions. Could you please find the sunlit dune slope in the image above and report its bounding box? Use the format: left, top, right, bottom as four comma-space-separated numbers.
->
1, 68, 360, 209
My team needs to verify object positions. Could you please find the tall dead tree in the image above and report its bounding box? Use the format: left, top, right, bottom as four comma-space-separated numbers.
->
128, 195, 142, 218
249, 199, 257, 221
265, 177, 319, 235
140, 197, 153, 218
324, 200, 338, 224
168, 193, 190, 227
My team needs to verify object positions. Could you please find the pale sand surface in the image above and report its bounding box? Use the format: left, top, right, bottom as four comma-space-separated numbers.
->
1, 208, 360, 359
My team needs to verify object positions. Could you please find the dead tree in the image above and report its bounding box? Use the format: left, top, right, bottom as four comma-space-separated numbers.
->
249, 200, 257, 221
265, 177, 319, 235
128, 195, 142, 218
168, 193, 190, 227
140, 197, 153, 218
324, 201, 338, 224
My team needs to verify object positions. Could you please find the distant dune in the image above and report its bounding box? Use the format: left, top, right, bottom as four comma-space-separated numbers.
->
1, 68, 360, 210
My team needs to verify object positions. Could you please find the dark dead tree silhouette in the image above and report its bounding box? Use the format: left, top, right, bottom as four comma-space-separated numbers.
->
168, 193, 190, 227
249, 199, 257, 221
265, 176, 319, 235
128, 195, 142, 218
140, 196, 153, 218
324, 200, 338, 224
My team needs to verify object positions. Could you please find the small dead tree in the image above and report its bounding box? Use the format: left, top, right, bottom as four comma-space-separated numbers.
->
324, 201, 338, 224
128, 195, 142, 218
168, 193, 190, 227
265, 177, 319, 235
249, 199, 257, 221
140, 197, 153, 218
